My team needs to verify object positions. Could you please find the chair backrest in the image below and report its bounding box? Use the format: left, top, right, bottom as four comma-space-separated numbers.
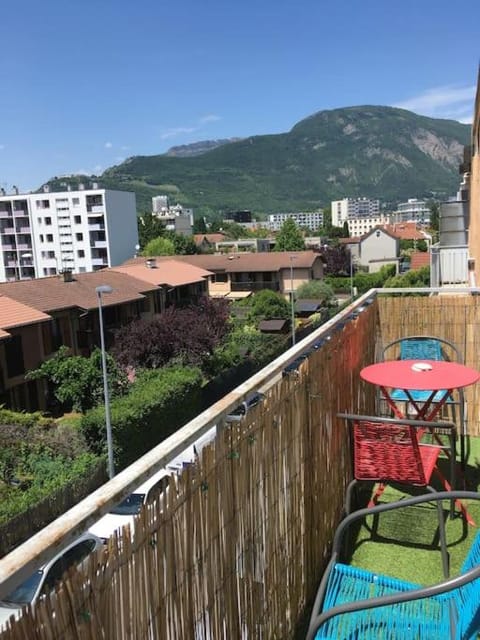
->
382, 335, 463, 364
350, 417, 427, 485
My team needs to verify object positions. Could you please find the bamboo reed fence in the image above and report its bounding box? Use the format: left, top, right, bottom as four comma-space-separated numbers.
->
1, 293, 479, 639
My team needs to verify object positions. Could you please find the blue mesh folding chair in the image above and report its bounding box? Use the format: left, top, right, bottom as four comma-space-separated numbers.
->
306, 491, 480, 640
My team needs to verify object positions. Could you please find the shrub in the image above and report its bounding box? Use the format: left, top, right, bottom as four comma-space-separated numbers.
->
80, 365, 204, 469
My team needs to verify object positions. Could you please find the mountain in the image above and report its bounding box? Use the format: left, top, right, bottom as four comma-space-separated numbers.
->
165, 138, 243, 157
44, 106, 471, 215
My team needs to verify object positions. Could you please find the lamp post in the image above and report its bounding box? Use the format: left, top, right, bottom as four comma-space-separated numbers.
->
96, 284, 114, 479
290, 255, 297, 346
350, 249, 354, 300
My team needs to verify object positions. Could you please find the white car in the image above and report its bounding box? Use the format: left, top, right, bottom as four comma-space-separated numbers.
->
89, 467, 172, 543
89, 426, 217, 543
0, 532, 102, 630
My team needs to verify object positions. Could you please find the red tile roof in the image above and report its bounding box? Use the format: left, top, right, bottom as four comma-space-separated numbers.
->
0, 295, 51, 337
111, 260, 212, 287
383, 222, 426, 240
0, 270, 157, 313
193, 233, 226, 245
410, 252, 431, 270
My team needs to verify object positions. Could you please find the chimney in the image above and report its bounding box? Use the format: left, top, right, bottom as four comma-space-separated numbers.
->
12, 185, 19, 195
0, 188, 5, 197
63, 269, 74, 283
43, 185, 50, 193
92, 182, 99, 189
145, 258, 157, 269
79, 183, 85, 191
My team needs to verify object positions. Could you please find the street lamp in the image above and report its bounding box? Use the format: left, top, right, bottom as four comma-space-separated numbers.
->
290, 255, 297, 346
96, 284, 114, 479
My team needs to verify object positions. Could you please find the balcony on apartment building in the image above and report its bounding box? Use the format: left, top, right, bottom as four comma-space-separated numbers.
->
230, 279, 280, 292
0, 288, 479, 639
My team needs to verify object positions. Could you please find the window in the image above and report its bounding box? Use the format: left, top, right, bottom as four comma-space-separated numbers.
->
74, 215, 81, 224
45, 217, 52, 225
72, 198, 80, 206
213, 272, 228, 283
35, 200, 50, 209
75, 233, 83, 241
46, 234, 53, 242
37, 217, 41, 224
78, 249, 85, 258
39, 234, 44, 242
5, 335, 25, 377
79, 266, 86, 272
146, 476, 170, 504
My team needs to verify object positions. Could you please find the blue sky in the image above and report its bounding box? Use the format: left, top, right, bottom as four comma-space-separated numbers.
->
1, 0, 479, 191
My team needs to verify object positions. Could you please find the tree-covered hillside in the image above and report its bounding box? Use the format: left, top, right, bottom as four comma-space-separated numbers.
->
44, 106, 470, 217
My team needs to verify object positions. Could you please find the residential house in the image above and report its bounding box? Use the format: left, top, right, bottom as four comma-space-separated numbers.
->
193, 233, 227, 253
124, 251, 325, 300
0, 260, 211, 410
341, 228, 400, 273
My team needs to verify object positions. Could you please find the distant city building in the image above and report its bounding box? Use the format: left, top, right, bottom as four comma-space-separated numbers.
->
331, 197, 380, 227
345, 215, 391, 237
224, 210, 253, 224
394, 198, 431, 224
267, 210, 324, 231
0, 185, 138, 282
151, 196, 193, 236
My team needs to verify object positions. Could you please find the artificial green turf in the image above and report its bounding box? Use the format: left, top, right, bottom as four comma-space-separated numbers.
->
348, 435, 480, 585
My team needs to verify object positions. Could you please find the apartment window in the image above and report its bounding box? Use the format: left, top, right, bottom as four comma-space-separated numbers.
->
45, 217, 52, 225
39, 234, 44, 242
37, 217, 41, 224
72, 198, 80, 206
5, 335, 25, 377
46, 234, 53, 242
212, 272, 228, 283
79, 266, 86, 272
36, 200, 50, 209
74, 215, 81, 224
75, 232, 83, 241
78, 249, 85, 258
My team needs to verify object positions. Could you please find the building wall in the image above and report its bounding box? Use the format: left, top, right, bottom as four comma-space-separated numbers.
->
267, 211, 324, 231
346, 215, 390, 236
0, 188, 138, 282
359, 230, 398, 268
331, 198, 380, 226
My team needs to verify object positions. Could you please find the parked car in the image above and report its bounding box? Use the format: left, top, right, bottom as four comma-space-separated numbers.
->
225, 392, 266, 423
89, 426, 218, 543
89, 467, 173, 543
0, 532, 103, 630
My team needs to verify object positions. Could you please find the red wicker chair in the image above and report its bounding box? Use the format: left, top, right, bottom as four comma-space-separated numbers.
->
337, 414, 472, 523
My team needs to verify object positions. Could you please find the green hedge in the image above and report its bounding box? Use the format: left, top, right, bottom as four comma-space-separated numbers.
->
81, 365, 204, 469
0, 453, 103, 524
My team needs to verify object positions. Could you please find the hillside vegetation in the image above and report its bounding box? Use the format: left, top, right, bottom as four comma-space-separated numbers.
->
44, 106, 470, 216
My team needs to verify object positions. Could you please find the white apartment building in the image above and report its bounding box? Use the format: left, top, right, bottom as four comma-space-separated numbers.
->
394, 198, 431, 224
0, 186, 138, 282
152, 196, 193, 236
267, 210, 324, 232
345, 215, 391, 237
331, 197, 380, 227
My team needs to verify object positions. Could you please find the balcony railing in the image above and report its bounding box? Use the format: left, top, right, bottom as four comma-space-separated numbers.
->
231, 280, 280, 292
0, 288, 479, 638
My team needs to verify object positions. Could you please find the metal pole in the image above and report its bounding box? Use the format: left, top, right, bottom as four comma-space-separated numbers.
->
290, 258, 295, 346
97, 291, 115, 479
350, 251, 354, 299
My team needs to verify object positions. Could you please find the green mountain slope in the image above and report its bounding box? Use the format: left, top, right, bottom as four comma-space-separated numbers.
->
46, 106, 471, 215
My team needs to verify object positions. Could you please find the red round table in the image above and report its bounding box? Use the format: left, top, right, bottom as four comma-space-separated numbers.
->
361, 359, 480, 481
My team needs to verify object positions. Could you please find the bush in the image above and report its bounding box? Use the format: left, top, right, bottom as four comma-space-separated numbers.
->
80, 365, 204, 469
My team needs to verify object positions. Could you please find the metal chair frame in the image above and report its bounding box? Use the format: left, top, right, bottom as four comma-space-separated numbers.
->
306, 491, 480, 640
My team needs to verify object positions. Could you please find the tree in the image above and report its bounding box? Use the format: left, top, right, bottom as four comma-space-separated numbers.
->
428, 200, 439, 233
296, 280, 335, 305
143, 236, 175, 256
111, 297, 231, 370
138, 213, 166, 249
248, 289, 290, 320
27, 347, 128, 414
274, 218, 305, 251
342, 221, 350, 237
321, 245, 350, 276
164, 231, 198, 255
193, 216, 207, 233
